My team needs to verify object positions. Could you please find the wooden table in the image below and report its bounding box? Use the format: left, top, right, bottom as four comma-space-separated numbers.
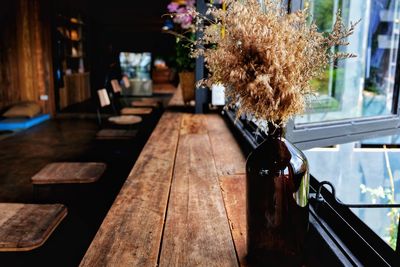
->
80, 112, 248, 267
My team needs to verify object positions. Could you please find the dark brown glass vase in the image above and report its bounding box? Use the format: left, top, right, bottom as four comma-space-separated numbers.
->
246, 123, 309, 267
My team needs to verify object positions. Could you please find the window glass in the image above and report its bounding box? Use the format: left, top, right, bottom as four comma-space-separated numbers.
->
304, 134, 400, 249
296, 0, 400, 124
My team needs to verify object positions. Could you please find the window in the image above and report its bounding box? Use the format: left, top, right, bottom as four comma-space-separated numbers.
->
222, 1, 400, 264
286, 0, 400, 150
285, 1, 400, 264
304, 134, 400, 250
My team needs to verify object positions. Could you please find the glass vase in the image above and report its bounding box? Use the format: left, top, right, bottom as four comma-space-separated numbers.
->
246, 123, 309, 266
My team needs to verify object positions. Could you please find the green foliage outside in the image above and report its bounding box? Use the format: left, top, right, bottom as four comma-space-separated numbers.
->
312, 0, 334, 32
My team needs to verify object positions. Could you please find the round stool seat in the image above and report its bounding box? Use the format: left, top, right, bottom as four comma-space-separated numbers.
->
120, 107, 152, 115
131, 99, 159, 107
108, 115, 142, 125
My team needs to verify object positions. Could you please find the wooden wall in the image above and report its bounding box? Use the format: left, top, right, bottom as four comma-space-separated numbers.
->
0, 0, 55, 115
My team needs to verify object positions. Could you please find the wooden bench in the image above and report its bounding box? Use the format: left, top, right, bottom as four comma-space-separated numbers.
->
31, 162, 106, 185
0, 203, 67, 251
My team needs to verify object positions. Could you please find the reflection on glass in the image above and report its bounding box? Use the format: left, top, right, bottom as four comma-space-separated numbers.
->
119, 52, 152, 80
304, 134, 400, 249
296, 0, 400, 124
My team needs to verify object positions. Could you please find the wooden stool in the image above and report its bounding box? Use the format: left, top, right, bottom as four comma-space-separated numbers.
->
96, 129, 138, 140
120, 107, 152, 115
131, 99, 159, 107
108, 115, 142, 125
152, 83, 176, 94
0, 203, 67, 251
31, 162, 106, 185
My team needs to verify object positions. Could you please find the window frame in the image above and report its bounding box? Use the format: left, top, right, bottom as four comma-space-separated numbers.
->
221, 0, 400, 264
286, 0, 400, 150
223, 108, 400, 265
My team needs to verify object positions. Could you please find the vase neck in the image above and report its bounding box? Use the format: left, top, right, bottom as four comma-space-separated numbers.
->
267, 122, 283, 139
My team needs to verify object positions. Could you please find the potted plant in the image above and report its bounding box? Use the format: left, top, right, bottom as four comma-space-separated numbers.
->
166, 0, 196, 104
192, 0, 358, 265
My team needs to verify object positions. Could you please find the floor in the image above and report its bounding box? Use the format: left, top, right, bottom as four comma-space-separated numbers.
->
0, 96, 168, 266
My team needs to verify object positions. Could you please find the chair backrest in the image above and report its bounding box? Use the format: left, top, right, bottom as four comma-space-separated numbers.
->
110, 79, 122, 94
122, 76, 130, 88
97, 88, 111, 108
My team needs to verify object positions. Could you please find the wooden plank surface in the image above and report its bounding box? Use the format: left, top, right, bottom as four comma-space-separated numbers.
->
159, 114, 239, 267
219, 175, 247, 266
180, 113, 207, 135
31, 162, 106, 184
206, 115, 246, 176
80, 112, 182, 267
0, 203, 67, 251
168, 86, 184, 107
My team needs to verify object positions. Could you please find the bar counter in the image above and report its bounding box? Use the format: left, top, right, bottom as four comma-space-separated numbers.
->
80, 102, 248, 266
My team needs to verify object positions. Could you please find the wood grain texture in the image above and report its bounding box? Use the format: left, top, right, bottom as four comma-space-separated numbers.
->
0, 203, 67, 251
205, 115, 246, 176
0, 0, 55, 115
180, 113, 207, 135
120, 107, 152, 115
219, 175, 248, 266
62, 73, 91, 107
168, 86, 184, 107
80, 111, 182, 267
159, 115, 239, 267
31, 162, 106, 184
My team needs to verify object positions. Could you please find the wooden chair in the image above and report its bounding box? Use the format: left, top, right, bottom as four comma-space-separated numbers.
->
0, 203, 67, 251
97, 88, 143, 126
110, 79, 154, 115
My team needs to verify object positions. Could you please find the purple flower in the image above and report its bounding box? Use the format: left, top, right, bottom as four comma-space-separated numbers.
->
167, 2, 179, 12
186, 0, 195, 7
167, 0, 195, 30
176, 7, 187, 14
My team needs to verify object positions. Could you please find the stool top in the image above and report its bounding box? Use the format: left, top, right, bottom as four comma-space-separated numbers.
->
31, 162, 106, 185
131, 99, 159, 107
120, 107, 152, 115
0, 203, 67, 251
108, 115, 142, 125
96, 129, 138, 139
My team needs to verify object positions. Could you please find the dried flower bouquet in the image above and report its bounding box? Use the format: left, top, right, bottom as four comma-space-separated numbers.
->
194, 0, 358, 125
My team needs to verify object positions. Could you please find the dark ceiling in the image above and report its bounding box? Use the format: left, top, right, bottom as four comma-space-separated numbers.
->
54, 0, 175, 54
56, 0, 170, 32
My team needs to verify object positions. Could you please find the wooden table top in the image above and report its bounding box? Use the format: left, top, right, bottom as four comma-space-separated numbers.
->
0, 203, 67, 251
80, 112, 247, 267
31, 162, 107, 184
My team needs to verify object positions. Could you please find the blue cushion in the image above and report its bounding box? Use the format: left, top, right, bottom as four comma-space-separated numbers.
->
0, 114, 50, 131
